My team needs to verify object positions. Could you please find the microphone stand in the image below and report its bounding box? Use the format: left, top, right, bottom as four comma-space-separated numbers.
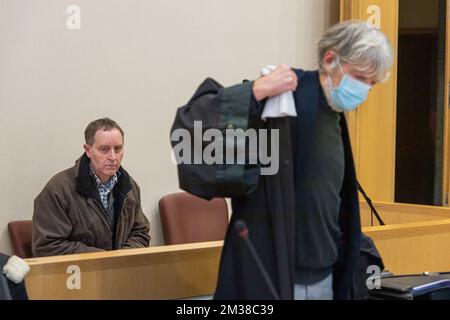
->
235, 220, 280, 300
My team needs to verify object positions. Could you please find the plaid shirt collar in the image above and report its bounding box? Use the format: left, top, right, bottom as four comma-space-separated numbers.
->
90, 164, 121, 209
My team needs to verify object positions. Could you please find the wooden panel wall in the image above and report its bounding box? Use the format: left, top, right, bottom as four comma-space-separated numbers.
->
341, 0, 399, 202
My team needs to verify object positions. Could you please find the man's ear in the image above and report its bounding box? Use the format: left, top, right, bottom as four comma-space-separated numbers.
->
323, 50, 336, 70
83, 144, 92, 158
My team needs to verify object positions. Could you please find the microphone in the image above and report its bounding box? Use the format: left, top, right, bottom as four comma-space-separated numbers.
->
234, 220, 280, 300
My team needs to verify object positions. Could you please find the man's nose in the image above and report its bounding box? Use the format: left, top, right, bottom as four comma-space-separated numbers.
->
109, 149, 117, 161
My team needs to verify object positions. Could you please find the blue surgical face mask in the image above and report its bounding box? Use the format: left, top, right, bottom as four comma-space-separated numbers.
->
327, 61, 372, 112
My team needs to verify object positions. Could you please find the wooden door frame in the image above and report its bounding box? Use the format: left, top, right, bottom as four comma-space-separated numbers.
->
339, 0, 399, 202
443, 0, 450, 206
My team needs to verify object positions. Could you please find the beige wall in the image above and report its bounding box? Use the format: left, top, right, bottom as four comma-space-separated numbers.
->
0, 0, 338, 254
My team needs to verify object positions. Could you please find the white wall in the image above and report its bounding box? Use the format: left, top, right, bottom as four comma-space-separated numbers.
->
0, 0, 338, 254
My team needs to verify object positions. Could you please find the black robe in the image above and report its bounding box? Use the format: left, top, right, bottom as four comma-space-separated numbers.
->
0, 253, 28, 300
170, 69, 361, 300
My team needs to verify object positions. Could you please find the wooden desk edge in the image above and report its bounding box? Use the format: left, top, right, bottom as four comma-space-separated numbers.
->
25, 240, 224, 265
360, 201, 450, 218
363, 219, 450, 240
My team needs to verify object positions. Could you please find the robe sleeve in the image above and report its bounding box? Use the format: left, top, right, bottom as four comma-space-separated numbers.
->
170, 78, 263, 199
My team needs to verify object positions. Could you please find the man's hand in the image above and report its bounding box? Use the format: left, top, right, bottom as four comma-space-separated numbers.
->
253, 63, 298, 102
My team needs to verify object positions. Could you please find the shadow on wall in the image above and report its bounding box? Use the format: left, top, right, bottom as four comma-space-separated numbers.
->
149, 202, 164, 247
329, 0, 340, 26
0, 228, 12, 256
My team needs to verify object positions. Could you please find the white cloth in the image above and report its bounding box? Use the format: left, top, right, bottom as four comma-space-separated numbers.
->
2, 255, 30, 284
260, 65, 297, 121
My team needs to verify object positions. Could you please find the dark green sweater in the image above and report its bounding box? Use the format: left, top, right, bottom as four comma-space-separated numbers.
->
294, 81, 345, 285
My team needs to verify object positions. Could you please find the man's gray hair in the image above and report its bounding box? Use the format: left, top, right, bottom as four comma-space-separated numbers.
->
317, 20, 394, 83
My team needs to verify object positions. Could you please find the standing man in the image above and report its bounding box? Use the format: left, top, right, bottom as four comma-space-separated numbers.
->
171, 21, 394, 299
33, 118, 150, 257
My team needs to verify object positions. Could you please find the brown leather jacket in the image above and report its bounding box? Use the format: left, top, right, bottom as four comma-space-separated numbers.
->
32, 154, 151, 257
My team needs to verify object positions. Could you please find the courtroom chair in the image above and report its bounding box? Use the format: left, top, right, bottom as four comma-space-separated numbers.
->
159, 192, 229, 245
7, 220, 33, 259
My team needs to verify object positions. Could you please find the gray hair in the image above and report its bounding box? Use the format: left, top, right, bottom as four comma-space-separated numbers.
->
317, 20, 394, 83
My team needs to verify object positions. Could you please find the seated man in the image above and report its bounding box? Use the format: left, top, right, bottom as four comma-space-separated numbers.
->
32, 118, 150, 257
